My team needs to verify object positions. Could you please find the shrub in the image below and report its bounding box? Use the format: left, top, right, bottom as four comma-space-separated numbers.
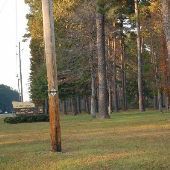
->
4, 114, 49, 124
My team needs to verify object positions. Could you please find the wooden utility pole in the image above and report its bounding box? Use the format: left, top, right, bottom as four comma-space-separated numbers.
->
18, 42, 23, 102
41, 0, 61, 152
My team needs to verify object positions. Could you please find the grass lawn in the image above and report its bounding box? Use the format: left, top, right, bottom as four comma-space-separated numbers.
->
0, 111, 170, 170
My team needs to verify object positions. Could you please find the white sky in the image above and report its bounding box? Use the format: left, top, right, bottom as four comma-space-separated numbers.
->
0, 0, 30, 101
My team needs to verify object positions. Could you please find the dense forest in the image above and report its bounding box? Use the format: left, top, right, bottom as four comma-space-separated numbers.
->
25, 0, 170, 117
0, 84, 19, 112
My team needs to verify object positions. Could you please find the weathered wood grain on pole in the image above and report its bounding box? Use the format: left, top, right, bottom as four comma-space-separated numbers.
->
41, 0, 61, 152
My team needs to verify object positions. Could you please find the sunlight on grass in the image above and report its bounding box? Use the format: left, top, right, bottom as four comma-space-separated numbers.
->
0, 111, 169, 170
58, 151, 144, 168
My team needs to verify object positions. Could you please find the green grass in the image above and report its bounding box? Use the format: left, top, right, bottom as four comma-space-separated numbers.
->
0, 111, 170, 170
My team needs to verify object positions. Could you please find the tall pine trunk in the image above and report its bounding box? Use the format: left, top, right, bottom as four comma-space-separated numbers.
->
162, 0, 170, 70
96, 3, 109, 118
107, 37, 113, 114
120, 38, 127, 110
112, 37, 118, 112
73, 97, 78, 115
158, 89, 162, 112
85, 96, 90, 114
62, 100, 67, 115
135, 0, 145, 112
77, 96, 81, 114
91, 68, 96, 117
90, 42, 96, 118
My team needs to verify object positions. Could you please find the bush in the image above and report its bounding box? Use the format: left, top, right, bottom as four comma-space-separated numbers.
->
4, 114, 49, 124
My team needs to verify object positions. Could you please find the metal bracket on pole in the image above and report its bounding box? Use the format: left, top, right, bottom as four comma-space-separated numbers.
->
48, 88, 58, 96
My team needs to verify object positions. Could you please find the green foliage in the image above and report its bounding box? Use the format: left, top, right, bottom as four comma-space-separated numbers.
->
96, 0, 106, 14
0, 85, 19, 112
4, 114, 49, 124
126, 77, 153, 107
30, 64, 48, 104
126, 0, 135, 14
26, 0, 95, 103
25, 0, 166, 110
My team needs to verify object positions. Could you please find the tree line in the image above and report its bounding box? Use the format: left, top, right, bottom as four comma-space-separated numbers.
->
25, 0, 170, 118
0, 84, 19, 113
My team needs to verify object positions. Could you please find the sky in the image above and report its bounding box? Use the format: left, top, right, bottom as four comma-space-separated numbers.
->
0, 0, 30, 101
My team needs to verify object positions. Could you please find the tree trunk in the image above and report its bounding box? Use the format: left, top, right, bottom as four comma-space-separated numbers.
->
162, 0, 170, 71
96, 88, 99, 113
153, 93, 158, 110
77, 96, 81, 114
112, 37, 118, 112
82, 97, 85, 112
135, 0, 145, 112
44, 99, 48, 114
120, 38, 127, 110
117, 85, 121, 109
59, 100, 62, 112
150, 26, 159, 110
96, 8, 109, 118
62, 100, 67, 115
90, 41, 96, 118
91, 69, 96, 117
69, 98, 72, 113
165, 94, 169, 110
158, 89, 162, 112
85, 96, 90, 114
108, 82, 112, 115
73, 97, 78, 115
